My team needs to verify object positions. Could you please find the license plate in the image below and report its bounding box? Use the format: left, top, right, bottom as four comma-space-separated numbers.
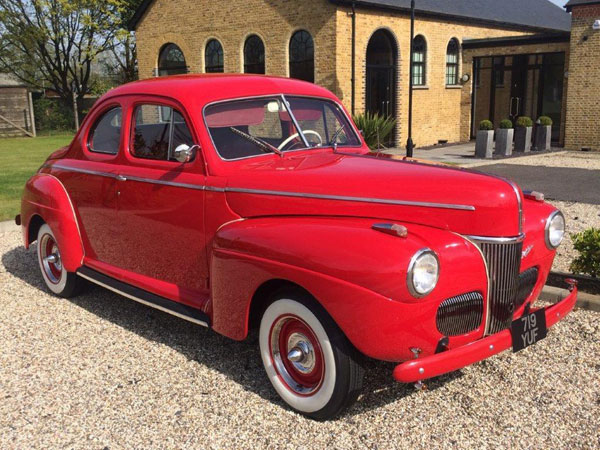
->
511, 309, 547, 352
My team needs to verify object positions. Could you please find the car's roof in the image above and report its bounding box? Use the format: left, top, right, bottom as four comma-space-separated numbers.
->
102, 74, 338, 106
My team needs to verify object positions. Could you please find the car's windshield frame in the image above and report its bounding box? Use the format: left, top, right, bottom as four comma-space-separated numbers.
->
202, 94, 362, 162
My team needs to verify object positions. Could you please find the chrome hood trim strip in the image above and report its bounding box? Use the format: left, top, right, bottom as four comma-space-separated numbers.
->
47, 163, 476, 211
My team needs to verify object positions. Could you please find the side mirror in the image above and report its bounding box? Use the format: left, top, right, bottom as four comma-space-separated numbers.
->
173, 144, 199, 163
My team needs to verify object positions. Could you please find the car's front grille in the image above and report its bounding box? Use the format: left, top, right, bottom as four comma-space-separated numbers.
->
515, 266, 539, 307
436, 291, 484, 336
477, 240, 523, 334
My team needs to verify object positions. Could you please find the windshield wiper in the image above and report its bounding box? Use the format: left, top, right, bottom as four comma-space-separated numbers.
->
329, 125, 346, 151
229, 127, 283, 157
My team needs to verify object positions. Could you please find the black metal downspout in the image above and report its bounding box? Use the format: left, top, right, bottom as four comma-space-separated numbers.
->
351, 1, 356, 115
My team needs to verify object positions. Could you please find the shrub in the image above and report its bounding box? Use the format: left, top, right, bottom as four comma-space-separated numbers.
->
479, 120, 494, 131
570, 228, 600, 277
33, 98, 74, 132
515, 116, 533, 128
352, 112, 397, 150
538, 116, 553, 126
499, 119, 513, 129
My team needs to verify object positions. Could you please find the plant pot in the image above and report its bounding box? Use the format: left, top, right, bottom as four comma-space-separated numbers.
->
495, 128, 514, 156
475, 130, 494, 158
533, 125, 551, 151
514, 126, 532, 152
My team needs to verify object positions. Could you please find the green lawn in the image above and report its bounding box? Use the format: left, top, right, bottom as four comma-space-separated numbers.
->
0, 134, 74, 222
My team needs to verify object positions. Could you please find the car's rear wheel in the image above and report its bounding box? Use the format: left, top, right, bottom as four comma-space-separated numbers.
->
259, 291, 364, 420
37, 223, 83, 297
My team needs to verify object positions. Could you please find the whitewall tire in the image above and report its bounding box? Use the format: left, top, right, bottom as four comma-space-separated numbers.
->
36, 223, 83, 298
259, 291, 364, 420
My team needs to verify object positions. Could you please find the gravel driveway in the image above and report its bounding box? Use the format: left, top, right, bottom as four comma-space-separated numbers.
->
1, 230, 599, 449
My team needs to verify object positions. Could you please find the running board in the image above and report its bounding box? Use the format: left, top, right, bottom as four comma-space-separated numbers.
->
77, 266, 210, 327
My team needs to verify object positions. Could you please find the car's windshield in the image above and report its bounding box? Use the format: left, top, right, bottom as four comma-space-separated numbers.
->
204, 95, 361, 160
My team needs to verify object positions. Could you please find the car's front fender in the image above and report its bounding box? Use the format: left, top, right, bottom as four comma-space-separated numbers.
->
210, 216, 488, 360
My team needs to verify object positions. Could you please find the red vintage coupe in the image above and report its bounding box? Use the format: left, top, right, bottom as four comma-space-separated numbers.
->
18, 74, 577, 419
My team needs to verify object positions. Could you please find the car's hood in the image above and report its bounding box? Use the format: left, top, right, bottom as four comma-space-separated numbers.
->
223, 151, 522, 237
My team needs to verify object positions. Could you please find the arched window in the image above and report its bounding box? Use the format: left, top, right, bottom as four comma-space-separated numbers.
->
446, 39, 460, 86
158, 43, 187, 76
411, 35, 426, 86
289, 30, 314, 82
244, 35, 265, 74
205, 39, 224, 73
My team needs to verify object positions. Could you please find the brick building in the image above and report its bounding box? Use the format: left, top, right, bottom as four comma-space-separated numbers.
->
129, 0, 599, 151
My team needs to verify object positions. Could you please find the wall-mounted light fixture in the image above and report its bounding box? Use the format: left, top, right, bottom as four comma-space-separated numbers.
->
461, 73, 471, 83
593, 19, 600, 30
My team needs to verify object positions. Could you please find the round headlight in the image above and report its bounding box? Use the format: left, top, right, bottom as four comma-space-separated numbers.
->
407, 249, 439, 298
546, 210, 565, 249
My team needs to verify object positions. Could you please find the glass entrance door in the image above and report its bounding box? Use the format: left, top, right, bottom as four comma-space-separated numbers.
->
472, 52, 565, 145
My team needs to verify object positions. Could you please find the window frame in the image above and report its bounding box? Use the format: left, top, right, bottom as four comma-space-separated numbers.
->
126, 98, 198, 167
85, 104, 123, 159
243, 34, 266, 74
158, 43, 188, 76
205, 38, 224, 73
411, 35, 427, 87
445, 38, 460, 86
202, 94, 362, 162
289, 30, 315, 83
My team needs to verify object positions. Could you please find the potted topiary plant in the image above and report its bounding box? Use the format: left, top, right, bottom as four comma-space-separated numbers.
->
514, 116, 533, 152
533, 116, 552, 151
495, 119, 513, 156
475, 120, 494, 158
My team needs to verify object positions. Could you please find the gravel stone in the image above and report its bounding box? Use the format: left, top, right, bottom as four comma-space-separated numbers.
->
1, 230, 599, 448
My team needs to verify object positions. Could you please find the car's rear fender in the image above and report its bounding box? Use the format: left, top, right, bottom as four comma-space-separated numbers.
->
21, 173, 83, 272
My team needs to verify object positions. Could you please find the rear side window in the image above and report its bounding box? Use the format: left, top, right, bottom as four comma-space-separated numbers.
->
131, 104, 194, 161
88, 107, 122, 154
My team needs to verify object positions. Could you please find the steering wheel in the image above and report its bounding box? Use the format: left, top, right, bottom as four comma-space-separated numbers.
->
277, 130, 323, 150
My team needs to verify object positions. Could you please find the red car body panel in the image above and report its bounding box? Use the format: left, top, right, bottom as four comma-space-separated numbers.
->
20, 75, 575, 381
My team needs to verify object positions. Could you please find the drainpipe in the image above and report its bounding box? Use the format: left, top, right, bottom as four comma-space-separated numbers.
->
406, 0, 415, 157
351, 1, 356, 115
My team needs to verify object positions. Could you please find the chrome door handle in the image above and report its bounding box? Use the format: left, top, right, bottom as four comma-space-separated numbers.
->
116, 175, 127, 181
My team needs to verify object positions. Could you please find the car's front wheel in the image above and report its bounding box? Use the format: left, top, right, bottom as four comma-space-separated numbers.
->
36, 223, 83, 297
259, 291, 364, 420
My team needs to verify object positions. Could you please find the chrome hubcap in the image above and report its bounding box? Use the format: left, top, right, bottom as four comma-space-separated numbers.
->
270, 315, 324, 395
40, 234, 62, 284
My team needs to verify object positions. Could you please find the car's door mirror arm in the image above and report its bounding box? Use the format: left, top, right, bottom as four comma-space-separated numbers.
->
173, 144, 199, 163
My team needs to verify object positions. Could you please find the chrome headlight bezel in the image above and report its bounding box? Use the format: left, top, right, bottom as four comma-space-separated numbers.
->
545, 210, 565, 249
407, 248, 440, 298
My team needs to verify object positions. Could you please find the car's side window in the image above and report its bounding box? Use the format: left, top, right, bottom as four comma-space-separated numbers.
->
88, 107, 122, 154
131, 104, 193, 161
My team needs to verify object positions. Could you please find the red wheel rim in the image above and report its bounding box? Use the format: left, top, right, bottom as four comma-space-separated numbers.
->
40, 233, 62, 284
269, 314, 325, 395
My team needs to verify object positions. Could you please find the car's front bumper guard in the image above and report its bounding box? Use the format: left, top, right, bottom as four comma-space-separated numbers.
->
393, 281, 578, 383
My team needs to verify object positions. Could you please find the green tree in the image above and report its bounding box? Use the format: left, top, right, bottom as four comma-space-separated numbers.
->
0, 0, 137, 112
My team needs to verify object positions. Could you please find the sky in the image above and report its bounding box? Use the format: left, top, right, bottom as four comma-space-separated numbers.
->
548, 0, 566, 8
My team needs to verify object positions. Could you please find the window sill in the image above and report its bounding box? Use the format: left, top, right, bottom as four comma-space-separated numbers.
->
445, 85, 463, 89
412, 85, 429, 90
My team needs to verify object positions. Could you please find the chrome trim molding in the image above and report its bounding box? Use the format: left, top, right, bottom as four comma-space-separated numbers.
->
77, 271, 209, 327
466, 233, 525, 244
48, 163, 476, 211
226, 187, 476, 211
461, 235, 492, 333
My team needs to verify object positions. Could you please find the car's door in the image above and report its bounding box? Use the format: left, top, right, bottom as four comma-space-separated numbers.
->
60, 103, 123, 266
113, 97, 209, 308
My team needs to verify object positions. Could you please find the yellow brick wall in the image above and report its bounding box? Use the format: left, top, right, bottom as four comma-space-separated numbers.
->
334, 7, 531, 147
135, 0, 337, 88
565, 4, 600, 151
135, 0, 569, 148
